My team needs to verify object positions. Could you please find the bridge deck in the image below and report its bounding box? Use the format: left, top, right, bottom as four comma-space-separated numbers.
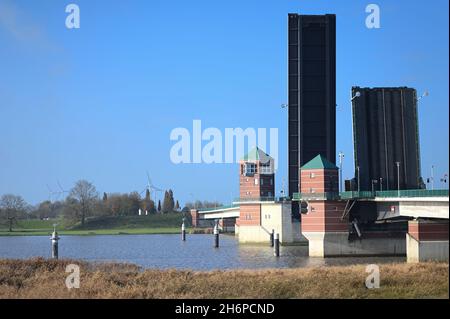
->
195, 190, 449, 221
198, 205, 240, 219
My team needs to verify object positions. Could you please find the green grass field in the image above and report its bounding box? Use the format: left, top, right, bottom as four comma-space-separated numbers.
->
0, 214, 187, 236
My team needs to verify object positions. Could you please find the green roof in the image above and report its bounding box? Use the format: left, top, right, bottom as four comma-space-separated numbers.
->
241, 147, 272, 163
301, 154, 338, 170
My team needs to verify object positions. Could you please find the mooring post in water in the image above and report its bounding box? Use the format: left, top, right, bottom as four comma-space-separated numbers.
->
270, 229, 274, 247
51, 224, 60, 259
181, 221, 186, 241
214, 222, 219, 248
274, 233, 280, 257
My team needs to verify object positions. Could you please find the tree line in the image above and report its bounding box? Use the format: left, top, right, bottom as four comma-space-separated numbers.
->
0, 180, 187, 230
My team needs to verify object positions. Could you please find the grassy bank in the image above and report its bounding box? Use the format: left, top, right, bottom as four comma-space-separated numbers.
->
0, 214, 187, 236
0, 228, 182, 236
0, 258, 447, 298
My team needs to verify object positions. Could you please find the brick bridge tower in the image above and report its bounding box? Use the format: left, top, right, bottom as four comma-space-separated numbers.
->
237, 147, 275, 228
299, 154, 349, 256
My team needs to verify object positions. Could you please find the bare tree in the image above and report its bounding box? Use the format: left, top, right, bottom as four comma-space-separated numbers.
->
0, 194, 27, 232
67, 180, 98, 226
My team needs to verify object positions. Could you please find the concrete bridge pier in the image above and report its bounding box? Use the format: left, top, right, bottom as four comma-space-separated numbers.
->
406, 219, 449, 263
301, 201, 350, 257
301, 200, 407, 257
299, 155, 408, 257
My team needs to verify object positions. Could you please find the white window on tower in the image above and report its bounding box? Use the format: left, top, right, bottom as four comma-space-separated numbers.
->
310, 172, 315, 178
244, 162, 257, 176
310, 188, 315, 193
254, 179, 258, 185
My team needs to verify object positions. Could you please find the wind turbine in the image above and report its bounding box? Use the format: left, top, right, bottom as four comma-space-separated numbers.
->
46, 181, 69, 202
46, 184, 59, 202
57, 180, 69, 199
141, 172, 163, 203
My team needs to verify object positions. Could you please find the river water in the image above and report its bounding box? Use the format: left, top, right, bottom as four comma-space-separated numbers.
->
0, 234, 404, 270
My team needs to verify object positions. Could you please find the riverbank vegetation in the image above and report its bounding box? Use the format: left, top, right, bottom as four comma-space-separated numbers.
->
0, 258, 447, 298
0, 214, 186, 236
0, 179, 222, 235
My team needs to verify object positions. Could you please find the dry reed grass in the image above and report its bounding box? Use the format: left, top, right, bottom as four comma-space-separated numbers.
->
0, 258, 447, 299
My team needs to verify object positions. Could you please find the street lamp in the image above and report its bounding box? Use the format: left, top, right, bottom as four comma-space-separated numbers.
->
431, 165, 435, 190
356, 166, 360, 193
417, 91, 429, 192
281, 103, 289, 130
441, 174, 448, 188
371, 179, 378, 194
281, 104, 289, 197
417, 91, 429, 101
350, 92, 361, 195
379, 177, 383, 191
395, 162, 401, 196
338, 152, 344, 192
351, 91, 361, 101
281, 177, 286, 199
189, 193, 196, 209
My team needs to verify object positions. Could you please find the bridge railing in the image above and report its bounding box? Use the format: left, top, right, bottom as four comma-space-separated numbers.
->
339, 191, 374, 199
199, 190, 449, 210
292, 192, 340, 200
292, 189, 449, 201
198, 204, 240, 212
375, 189, 449, 198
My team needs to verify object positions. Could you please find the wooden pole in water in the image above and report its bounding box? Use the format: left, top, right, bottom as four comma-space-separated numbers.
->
270, 229, 274, 247
51, 229, 60, 259
214, 224, 219, 248
274, 233, 280, 257
181, 221, 186, 241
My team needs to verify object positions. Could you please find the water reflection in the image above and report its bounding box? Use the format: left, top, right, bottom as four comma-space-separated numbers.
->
0, 234, 405, 270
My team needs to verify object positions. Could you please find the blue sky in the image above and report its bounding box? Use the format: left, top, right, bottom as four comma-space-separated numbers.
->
0, 0, 448, 206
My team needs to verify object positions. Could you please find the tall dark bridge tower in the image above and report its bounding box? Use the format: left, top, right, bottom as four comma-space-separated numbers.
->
288, 13, 337, 216
351, 86, 423, 191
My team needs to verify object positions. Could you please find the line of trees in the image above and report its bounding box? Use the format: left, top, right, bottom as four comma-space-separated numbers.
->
0, 180, 185, 230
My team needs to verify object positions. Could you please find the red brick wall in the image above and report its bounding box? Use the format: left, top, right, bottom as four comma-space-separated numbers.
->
239, 161, 274, 199
239, 204, 261, 226
240, 173, 261, 199
190, 209, 199, 227
408, 220, 449, 241
301, 201, 348, 233
300, 169, 338, 193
